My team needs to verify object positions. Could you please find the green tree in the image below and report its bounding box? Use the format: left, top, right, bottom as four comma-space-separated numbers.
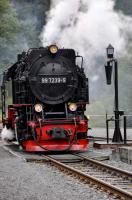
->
115, 0, 132, 16
0, 0, 50, 70
0, 0, 20, 69
0, 0, 9, 14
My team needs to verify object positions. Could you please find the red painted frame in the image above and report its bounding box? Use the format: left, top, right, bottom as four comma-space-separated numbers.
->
4, 104, 89, 152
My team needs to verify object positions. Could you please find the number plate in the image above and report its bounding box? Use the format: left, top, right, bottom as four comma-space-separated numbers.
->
41, 77, 67, 84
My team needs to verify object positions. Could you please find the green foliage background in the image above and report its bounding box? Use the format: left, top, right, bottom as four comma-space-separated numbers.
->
0, 0, 50, 70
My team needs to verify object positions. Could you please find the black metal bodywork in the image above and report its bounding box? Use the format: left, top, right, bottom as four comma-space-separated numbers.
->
1, 46, 89, 121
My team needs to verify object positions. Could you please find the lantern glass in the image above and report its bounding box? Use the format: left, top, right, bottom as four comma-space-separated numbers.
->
107, 44, 114, 59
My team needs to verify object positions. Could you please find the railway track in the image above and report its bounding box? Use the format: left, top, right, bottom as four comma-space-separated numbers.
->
1, 139, 132, 199
37, 153, 132, 200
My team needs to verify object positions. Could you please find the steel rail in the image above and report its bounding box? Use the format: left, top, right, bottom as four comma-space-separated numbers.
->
42, 155, 132, 200
72, 153, 132, 178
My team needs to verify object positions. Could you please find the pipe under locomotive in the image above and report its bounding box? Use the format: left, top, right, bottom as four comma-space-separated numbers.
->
1, 45, 89, 151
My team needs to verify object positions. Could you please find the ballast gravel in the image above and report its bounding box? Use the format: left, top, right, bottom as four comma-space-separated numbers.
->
89, 147, 132, 172
103, 159, 132, 172
0, 144, 118, 200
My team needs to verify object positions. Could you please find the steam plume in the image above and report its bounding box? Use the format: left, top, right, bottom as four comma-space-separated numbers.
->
40, 0, 132, 68
40, 0, 132, 103
1, 127, 15, 141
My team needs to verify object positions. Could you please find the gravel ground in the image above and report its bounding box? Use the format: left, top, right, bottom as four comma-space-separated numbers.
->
103, 159, 132, 172
87, 147, 132, 172
87, 146, 132, 172
0, 142, 119, 200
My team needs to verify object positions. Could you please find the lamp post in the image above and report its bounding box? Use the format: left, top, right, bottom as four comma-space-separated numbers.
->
105, 44, 123, 143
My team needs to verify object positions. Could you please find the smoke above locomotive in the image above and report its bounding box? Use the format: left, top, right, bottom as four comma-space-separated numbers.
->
40, 0, 132, 104
1, 45, 89, 151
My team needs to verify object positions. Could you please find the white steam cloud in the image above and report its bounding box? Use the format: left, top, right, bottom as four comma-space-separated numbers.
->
40, 0, 132, 68
40, 0, 132, 101
1, 127, 15, 141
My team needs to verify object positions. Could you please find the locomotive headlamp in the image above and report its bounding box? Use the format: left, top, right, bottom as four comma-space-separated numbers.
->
68, 103, 77, 112
49, 45, 58, 54
34, 104, 43, 112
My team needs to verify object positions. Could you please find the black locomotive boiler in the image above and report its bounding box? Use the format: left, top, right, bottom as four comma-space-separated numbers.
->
1, 45, 89, 151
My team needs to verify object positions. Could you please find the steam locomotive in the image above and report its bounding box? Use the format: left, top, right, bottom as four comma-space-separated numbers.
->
1, 45, 89, 151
